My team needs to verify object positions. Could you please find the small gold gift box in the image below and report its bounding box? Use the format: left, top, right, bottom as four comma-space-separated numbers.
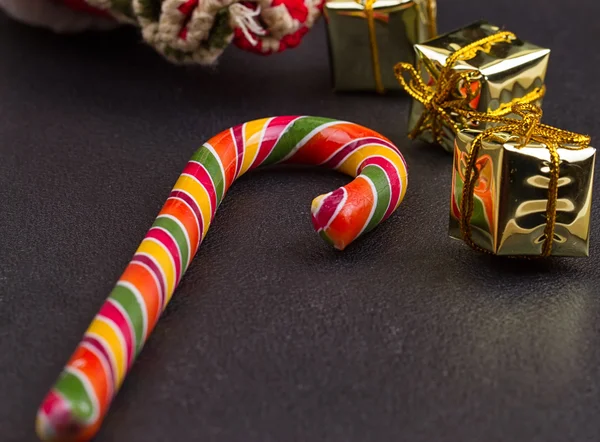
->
449, 105, 595, 257
396, 21, 550, 152
325, 0, 437, 93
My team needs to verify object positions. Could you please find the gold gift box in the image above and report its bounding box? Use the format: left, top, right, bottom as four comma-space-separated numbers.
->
449, 129, 596, 257
324, 0, 436, 93
408, 21, 550, 152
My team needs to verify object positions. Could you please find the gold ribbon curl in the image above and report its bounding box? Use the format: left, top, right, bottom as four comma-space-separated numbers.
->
458, 103, 591, 257
394, 31, 546, 145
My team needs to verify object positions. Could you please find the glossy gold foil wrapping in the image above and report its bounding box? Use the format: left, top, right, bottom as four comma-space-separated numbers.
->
324, 0, 436, 92
449, 130, 596, 257
409, 21, 550, 152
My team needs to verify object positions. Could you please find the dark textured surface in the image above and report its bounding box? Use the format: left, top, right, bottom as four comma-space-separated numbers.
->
2, 2, 600, 441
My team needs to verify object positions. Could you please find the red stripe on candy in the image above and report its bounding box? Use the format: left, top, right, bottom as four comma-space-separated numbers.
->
207, 130, 238, 190
146, 228, 182, 283
323, 137, 397, 169
359, 157, 401, 220
251, 116, 299, 169
131, 255, 166, 311
169, 191, 204, 240
98, 302, 135, 370
81, 336, 117, 391
182, 162, 217, 218
312, 188, 345, 231
232, 125, 245, 179
41, 390, 65, 417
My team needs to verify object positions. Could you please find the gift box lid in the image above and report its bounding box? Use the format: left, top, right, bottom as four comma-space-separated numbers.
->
325, 0, 420, 11
458, 129, 595, 157
414, 20, 550, 78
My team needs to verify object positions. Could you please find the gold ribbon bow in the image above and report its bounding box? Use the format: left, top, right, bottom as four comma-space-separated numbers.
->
350, 0, 437, 94
394, 30, 546, 144
458, 103, 591, 257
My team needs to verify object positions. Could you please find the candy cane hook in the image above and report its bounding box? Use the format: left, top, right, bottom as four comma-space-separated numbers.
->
36, 116, 408, 441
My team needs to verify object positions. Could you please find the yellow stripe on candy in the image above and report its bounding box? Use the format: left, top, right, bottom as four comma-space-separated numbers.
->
336, 145, 398, 174
173, 175, 212, 238
135, 239, 176, 302
86, 319, 127, 388
338, 145, 406, 174
396, 174, 408, 210
239, 118, 270, 176
336, 144, 408, 208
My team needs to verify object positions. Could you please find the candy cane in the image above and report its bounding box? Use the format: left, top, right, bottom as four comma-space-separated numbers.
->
36, 116, 408, 441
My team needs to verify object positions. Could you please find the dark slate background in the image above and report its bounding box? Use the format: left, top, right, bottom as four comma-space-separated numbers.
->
2, 1, 600, 441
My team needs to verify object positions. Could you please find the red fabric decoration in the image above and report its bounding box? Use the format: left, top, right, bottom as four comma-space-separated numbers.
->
233, 0, 323, 54
49, 0, 323, 58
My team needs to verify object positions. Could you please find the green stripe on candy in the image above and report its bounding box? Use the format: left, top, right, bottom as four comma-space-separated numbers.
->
319, 230, 335, 247
54, 372, 95, 423
263, 116, 337, 166
361, 165, 390, 233
152, 216, 190, 270
109, 286, 145, 356
191, 146, 226, 206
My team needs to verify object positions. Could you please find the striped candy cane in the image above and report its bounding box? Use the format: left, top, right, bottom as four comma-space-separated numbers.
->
36, 116, 408, 441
